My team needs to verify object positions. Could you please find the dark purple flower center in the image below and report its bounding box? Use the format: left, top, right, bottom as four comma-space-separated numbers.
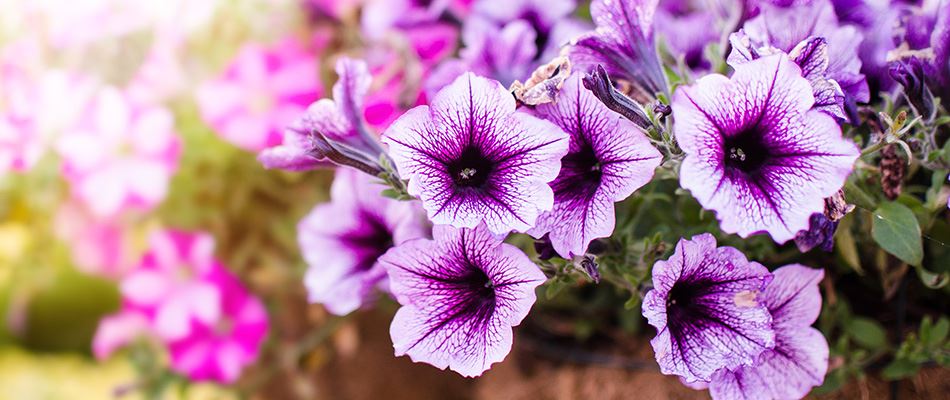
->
723, 127, 770, 174
340, 211, 394, 272
447, 146, 495, 189
665, 279, 716, 335
552, 145, 602, 201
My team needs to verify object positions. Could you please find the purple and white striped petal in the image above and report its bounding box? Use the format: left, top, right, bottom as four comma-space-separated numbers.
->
380, 224, 546, 377
673, 55, 859, 243
299, 168, 428, 315
708, 264, 829, 400
382, 73, 569, 234
642, 233, 775, 383
528, 73, 661, 257
569, 0, 666, 97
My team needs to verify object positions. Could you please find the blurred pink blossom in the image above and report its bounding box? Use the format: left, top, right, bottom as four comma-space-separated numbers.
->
196, 38, 322, 152
56, 87, 180, 218
167, 268, 269, 383
1, 42, 96, 173
93, 230, 268, 383
54, 201, 136, 278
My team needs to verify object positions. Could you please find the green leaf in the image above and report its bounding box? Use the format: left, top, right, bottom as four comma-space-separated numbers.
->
872, 202, 923, 266
844, 180, 877, 210
835, 215, 863, 274
846, 317, 888, 349
882, 358, 920, 380
929, 318, 950, 347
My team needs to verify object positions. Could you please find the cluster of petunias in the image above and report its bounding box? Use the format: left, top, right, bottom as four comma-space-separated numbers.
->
94, 230, 268, 384
643, 234, 828, 399
257, 0, 900, 392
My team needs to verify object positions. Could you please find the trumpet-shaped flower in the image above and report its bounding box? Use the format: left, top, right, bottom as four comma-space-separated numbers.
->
642, 233, 775, 383
528, 73, 661, 257
298, 168, 428, 315
382, 73, 568, 234
672, 55, 859, 243
380, 224, 545, 377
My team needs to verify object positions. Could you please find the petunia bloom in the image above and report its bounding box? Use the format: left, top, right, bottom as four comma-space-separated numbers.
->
196, 37, 321, 152
570, 0, 667, 98
298, 168, 428, 315
259, 57, 384, 173
380, 224, 546, 377
425, 19, 539, 96
672, 55, 859, 243
528, 73, 661, 257
641, 233, 775, 383
166, 267, 269, 384
56, 87, 181, 218
382, 73, 569, 234
706, 264, 828, 400
729, 0, 869, 119
118, 230, 225, 341
472, 0, 575, 35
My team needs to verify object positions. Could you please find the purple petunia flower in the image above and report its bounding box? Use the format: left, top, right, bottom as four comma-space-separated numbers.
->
672, 55, 859, 243
259, 57, 384, 174
570, 0, 667, 98
655, 0, 720, 69
527, 73, 661, 258
380, 223, 546, 377
889, 0, 950, 112
298, 168, 428, 315
729, 0, 869, 119
382, 73, 569, 234
706, 264, 828, 399
472, 0, 575, 34
426, 19, 539, 96
642, 233, 775, 383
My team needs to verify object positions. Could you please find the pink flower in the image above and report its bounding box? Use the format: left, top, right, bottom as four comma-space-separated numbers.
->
119, 231, 225, 341
93, 230, 268, 383
56, 87, 180, 218
54, 200, 136, 278
196, 38, 321, 151
167, 268, 268, 383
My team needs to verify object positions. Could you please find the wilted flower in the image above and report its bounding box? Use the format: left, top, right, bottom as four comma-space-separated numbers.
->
672, 55, 859, 243
56, 87, 181, 218
528, 73, 661, 257
729, 0, 869, 119
166, 267, 268, 384
382, 72, 568, 234
706, 265, 828, 399
380, 224, 546, 377
196, 37, 321, 152
259, 57, 385, 173
642, 233, 775, 383
570, 0, 667, 98
298, 168, 428, 315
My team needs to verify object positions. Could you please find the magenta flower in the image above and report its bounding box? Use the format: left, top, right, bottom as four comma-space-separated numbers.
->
528, 73, 661, 257
166, 268, 268, 384
672, 55, 859, 243
298, 168, 428, 315
196, 38, 321, 152
570, 0, 666, 97
56, 87, 181, 218
642, 233, 775, 383
380, 224, 546, 377
382, 73, 569, 234
118, 231, 225, 341
706, 264, 828, 399
259, 57, 383, 173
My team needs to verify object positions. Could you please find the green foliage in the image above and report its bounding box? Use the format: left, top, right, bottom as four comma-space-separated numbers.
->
872, 201, 923, 266
883, 316, 950, 380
